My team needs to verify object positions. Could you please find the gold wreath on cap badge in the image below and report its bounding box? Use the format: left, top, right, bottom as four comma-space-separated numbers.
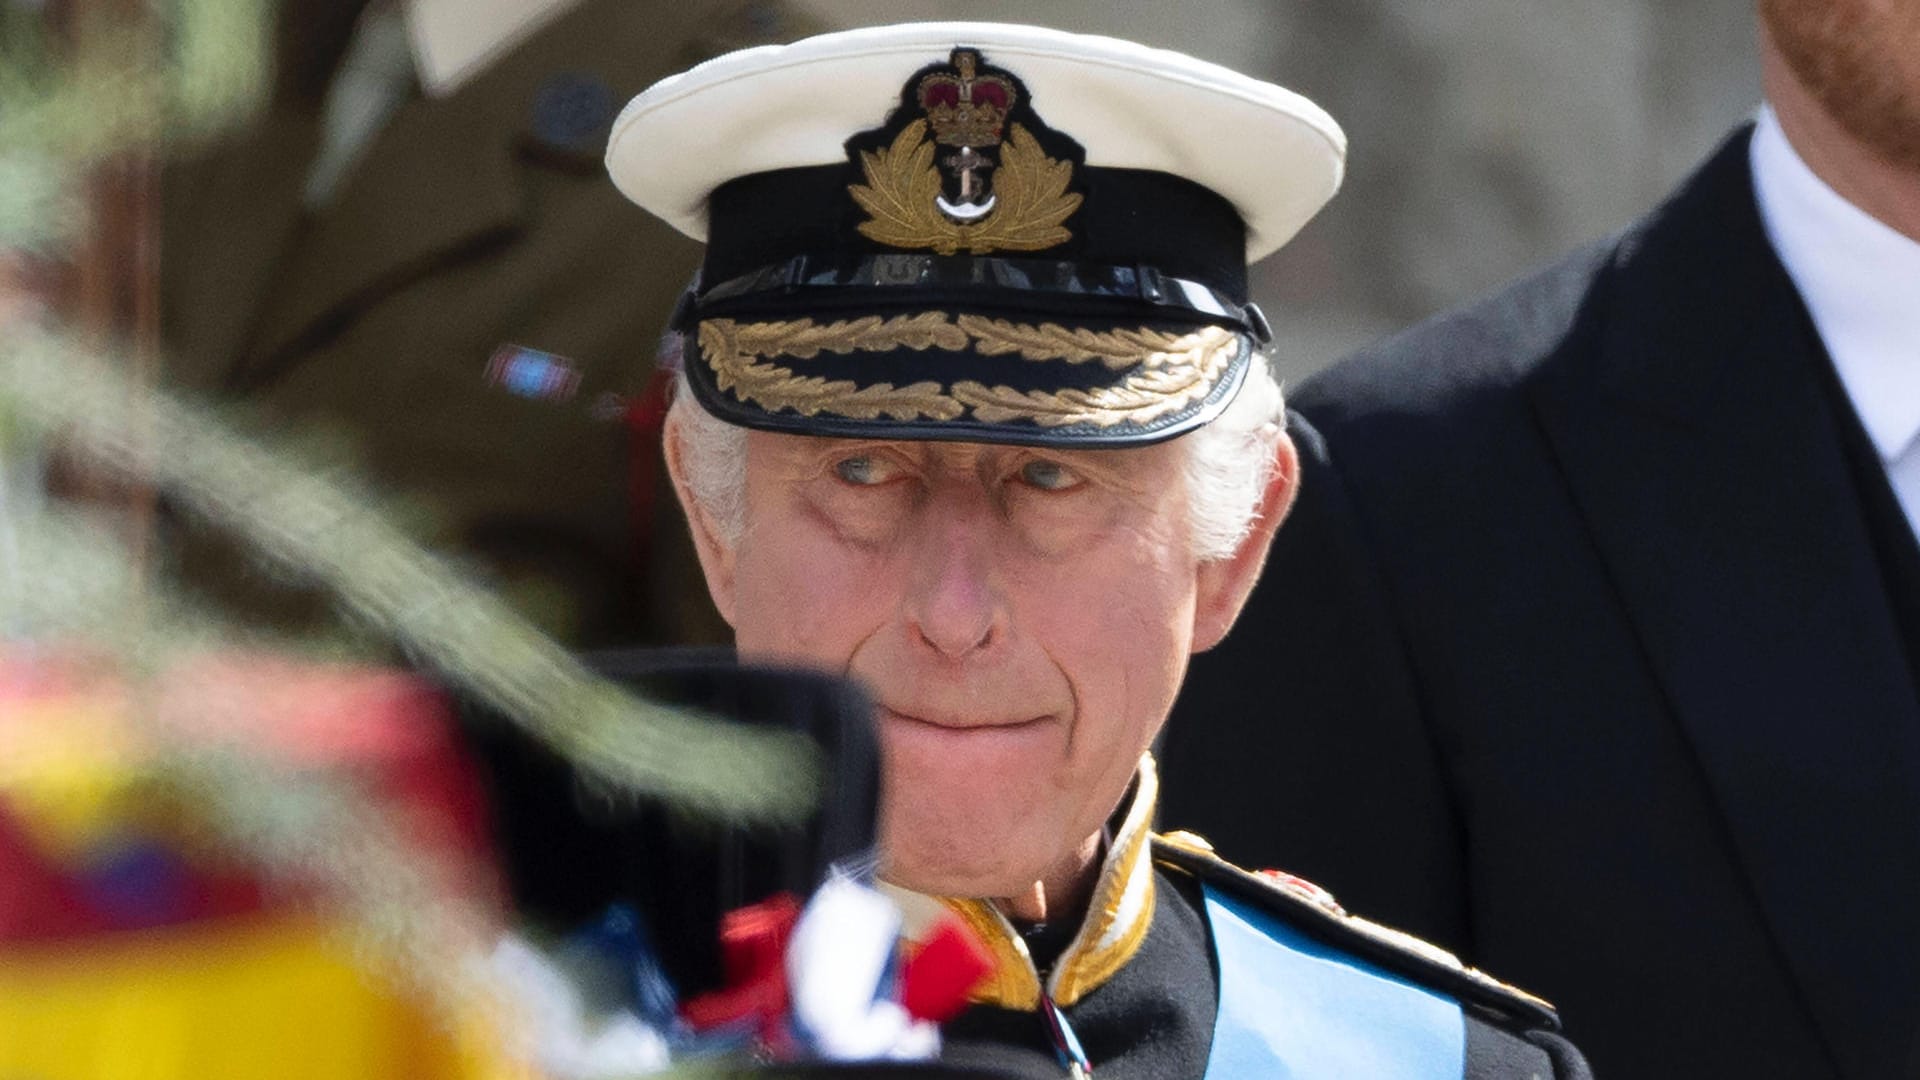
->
849, 49, 1083, 255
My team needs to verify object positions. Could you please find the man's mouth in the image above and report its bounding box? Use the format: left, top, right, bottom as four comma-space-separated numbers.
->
877, 705, 1055, 732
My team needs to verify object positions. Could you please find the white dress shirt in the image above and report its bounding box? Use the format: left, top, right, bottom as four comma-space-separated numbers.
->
1751, 106, 1920, 543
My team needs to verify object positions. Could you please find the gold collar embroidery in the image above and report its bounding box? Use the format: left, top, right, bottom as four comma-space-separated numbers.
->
881, 754, 1160, 1011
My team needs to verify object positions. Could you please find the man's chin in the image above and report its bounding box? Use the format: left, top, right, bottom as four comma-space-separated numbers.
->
879, 858, 1039, 902
1763, 0, 1920, 170
877, 813, 1055, 901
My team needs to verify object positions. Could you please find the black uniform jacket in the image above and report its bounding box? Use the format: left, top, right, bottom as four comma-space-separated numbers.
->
881, 761, 1587, 1079
921, 838, 1591, 1080
1162, 127, 1920, 1078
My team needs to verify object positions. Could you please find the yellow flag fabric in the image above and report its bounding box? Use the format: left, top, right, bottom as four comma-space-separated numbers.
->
0, 914, 521, 1080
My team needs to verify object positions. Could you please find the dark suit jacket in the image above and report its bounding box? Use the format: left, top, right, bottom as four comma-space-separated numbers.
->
1161, 129, 1920, 1078
160, 0, 816, 647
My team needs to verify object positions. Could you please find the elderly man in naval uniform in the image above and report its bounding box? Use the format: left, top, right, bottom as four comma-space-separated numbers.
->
606, 23, 1593, 1080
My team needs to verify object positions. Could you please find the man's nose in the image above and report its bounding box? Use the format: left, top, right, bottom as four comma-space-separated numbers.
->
906, 520, 1006, 660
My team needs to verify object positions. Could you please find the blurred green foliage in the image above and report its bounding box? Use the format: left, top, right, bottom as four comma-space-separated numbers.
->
0, 2, 824, 1036
0, 0, 271, 250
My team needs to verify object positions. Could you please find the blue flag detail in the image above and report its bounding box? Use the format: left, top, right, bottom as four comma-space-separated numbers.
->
1203, 882, 1465, 1078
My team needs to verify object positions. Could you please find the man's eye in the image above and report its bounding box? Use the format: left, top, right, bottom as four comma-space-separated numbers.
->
833, 455, 900, 486
1018, 459, 1083, 492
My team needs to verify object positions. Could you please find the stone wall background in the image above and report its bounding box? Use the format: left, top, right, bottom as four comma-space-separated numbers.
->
797, 0, 1762, 382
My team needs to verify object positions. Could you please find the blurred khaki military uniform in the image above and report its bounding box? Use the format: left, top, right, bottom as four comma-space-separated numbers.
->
161, 0, 818, 645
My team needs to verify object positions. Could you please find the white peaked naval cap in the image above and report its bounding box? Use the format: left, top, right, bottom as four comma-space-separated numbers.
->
607, 21, 1346, 262
603, 22, 1347, 449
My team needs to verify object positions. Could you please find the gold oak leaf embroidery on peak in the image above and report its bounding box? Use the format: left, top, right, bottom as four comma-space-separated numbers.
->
955, 315, 1195, 370
951, 324, 1239, 427
699, 315, 965, 420
699, 315, 1240, 429
850, 119, 1083, 255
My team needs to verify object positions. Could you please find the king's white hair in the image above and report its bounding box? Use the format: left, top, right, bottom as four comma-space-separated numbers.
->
667, 335, 1287, 562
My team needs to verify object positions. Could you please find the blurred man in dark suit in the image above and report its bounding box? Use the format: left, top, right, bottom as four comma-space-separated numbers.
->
1162, 2, 1920, 1077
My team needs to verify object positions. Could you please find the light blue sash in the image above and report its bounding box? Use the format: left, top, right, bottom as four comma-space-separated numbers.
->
1202, 882, 1465, 1078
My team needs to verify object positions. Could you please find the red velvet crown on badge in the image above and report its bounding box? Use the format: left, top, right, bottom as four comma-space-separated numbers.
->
916, 50, 1014, 147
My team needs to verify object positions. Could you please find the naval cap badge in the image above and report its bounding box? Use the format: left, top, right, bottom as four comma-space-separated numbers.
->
918, 49, 1014, 221
848, 47, 1083, 254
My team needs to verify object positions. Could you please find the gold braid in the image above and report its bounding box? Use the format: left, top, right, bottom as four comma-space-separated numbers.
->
698, 315, 1240, 428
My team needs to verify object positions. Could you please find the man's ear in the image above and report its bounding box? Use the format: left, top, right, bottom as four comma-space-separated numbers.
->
661, 406, 739, 628
1191, 430, 1300, 652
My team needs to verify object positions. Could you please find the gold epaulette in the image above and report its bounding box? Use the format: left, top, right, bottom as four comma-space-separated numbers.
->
1152, 831, 1561, 1031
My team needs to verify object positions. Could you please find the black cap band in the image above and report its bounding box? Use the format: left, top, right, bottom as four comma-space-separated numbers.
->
688, 254, 1266, 341
702, 163, 1250, 319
